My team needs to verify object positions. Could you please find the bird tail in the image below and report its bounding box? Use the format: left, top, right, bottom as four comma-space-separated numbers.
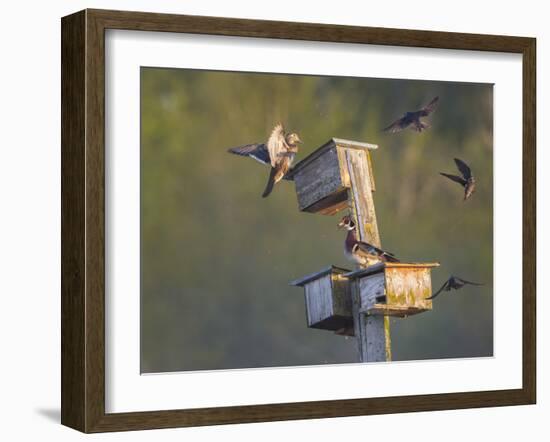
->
414, 121, 430, 132
383, 253, 400, 263
262, 167, 277, 198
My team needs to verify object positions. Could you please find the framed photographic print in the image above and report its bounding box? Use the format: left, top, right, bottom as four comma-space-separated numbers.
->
61, 9, 536, 433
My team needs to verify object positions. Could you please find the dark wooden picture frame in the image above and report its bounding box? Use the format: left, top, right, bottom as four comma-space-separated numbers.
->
61, 8, 536, 433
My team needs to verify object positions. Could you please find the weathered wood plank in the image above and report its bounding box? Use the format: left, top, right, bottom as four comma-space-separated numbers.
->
365, 150, 376, 192
336, 145, 351, 188
330, 274, 351, 322
352, 263, 438, 317
318, 277, 333, 323
351, 280, 391, 362
344, 148, 381, 246
337, 144, 376, 192
293, 267, 353, 331
385, 267, 433, 311
359, 272, 386, 309
340, 146, 390, 362
366, 316, 392, 361
294, 146, 343, 211
290, 265, 349, 287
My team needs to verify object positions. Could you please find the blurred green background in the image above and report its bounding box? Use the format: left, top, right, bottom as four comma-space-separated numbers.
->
140, 67, 493, 373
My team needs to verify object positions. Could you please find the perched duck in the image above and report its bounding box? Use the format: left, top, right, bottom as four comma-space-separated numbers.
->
427, 275, 484, 300
440, 158, 476, 200
383, 96, 439, 133
227, 123, 302, 197
338, 215, 399, 267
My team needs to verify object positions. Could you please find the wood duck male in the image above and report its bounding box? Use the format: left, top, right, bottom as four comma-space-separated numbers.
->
227, 123, 302, 197
338, 215, 399, 267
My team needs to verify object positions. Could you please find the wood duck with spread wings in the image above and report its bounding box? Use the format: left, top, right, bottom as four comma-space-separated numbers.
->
227, 123, 303, 197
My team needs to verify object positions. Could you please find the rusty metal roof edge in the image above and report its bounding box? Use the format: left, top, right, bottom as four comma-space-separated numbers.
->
289, 265, 351, 287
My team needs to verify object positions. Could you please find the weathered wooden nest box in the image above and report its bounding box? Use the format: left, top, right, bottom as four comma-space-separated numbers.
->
291, 262, 440, 333
290, 266, 353, 332
287, 138, 377, 215
346, 262, 440, 317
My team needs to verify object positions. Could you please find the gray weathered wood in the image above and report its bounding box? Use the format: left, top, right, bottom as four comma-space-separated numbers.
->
366, 315, 392, 361
291, 266, 353, 332
344, 148, 381, 246
341, 146, 389, 362
290, 265, 348, 286
351, 279, 391, 361
294, 146, 343, 212
306, 278, 331, 326
359, 272, 386, 308
289, 139, 378, 214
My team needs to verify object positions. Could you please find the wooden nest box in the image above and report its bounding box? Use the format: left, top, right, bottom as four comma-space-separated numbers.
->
291, 262, 440, 335
290, 266, 353, 332
345, 262, 440, 317
287, 138, 378, 215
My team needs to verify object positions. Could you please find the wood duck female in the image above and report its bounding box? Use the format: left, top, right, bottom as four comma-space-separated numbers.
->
227, 123, 302, 198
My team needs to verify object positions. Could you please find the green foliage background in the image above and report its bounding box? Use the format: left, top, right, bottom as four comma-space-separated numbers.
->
140, 67, 493, 373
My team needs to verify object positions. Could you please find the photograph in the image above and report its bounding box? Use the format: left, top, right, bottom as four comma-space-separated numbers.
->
139, 67, 494, 373
0, 0, 541, 438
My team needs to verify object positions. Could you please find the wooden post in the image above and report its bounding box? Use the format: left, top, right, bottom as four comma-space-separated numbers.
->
342, 147, 391, 362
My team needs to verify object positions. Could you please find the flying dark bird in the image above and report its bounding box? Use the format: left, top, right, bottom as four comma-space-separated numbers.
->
440, 158, 476, 200
427, 276, 484, 300
227, 123, 302, 197
383, 96, 439, 133
338, 215, 399, 266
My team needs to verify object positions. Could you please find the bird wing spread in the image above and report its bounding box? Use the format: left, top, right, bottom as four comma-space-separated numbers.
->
383, 117, 409, 133
440, 172, 467, 186
227, 143, 270, 165
412, 120, 430, 132
419, 96, 439, 116
267, 123, 287, 168
426, 279, 450, 300
456, 277, 484, 286
454, 158, 472, 180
